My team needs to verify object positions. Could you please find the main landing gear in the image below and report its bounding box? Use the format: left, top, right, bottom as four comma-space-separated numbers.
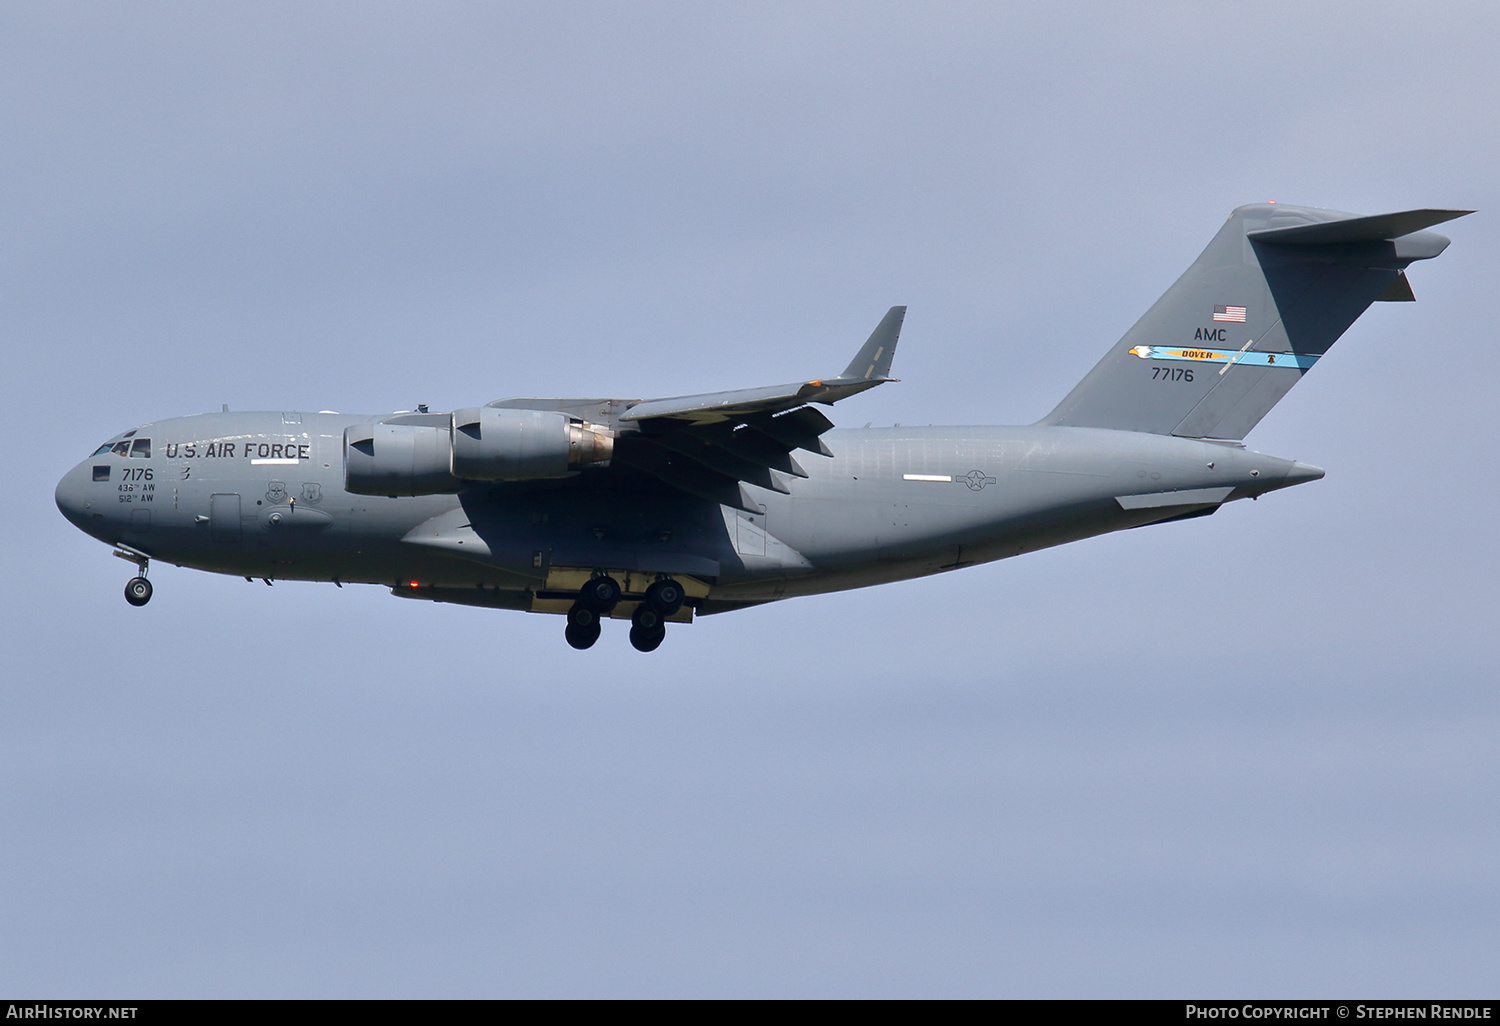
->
628, 605, 666, 653
564, 602, 603, 650
563, 575, 685, 652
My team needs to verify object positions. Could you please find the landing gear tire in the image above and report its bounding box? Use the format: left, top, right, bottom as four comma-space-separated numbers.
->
632, 603, 662, 633
629, 622, 666, 653
579, 575, 621, 614
644, 578, 685, 617
565, 619, 602, 650
566, 603, 599, 629
124, 577, 153, 607
629, 605, 666, 652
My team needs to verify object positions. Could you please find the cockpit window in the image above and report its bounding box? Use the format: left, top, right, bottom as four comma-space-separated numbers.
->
91, 435, 152, 457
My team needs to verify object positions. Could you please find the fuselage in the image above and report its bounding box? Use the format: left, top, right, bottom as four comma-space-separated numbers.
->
55, 410, 1321, 614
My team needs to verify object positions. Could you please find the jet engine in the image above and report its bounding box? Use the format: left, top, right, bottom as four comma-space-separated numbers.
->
344, 408, 613, 496
449, 407, 613, 482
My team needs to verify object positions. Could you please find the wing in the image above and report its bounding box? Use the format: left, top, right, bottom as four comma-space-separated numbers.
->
608, 306, 905, 512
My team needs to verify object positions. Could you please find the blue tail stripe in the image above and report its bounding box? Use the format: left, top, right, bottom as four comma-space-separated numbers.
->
1134, 346, 1320, 370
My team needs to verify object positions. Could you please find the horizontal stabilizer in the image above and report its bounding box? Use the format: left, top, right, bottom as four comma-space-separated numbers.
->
1248, 208, 1472, 246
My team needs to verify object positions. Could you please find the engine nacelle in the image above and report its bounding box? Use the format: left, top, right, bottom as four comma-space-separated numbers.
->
450, 407, 613, 482
344, 407, 614, 496
344, 421, 458, 497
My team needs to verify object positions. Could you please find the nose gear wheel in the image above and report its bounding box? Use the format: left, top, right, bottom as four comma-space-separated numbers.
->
124, 577, 153, 606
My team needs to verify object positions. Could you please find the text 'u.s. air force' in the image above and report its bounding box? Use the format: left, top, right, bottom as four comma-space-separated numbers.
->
164, 441, 309, 460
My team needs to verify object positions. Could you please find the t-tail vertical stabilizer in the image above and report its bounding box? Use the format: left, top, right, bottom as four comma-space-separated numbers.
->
1041, 203, 1470, 440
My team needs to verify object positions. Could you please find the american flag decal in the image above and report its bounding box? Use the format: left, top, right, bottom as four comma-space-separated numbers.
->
1213, 304, 1247, 323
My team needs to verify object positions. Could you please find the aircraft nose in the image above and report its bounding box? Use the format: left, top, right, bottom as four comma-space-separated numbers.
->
55, 462, 93, 530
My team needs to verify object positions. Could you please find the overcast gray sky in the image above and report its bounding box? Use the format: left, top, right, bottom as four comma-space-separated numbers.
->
4, 1, 1497, 997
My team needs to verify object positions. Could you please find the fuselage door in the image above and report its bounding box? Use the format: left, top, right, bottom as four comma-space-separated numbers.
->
210, 493, 241, 542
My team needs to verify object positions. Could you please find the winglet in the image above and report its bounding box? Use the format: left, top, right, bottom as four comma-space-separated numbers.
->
840, 306, 906, 381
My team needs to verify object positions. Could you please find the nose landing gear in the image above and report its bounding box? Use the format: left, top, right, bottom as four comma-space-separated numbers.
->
115, 545, 153, 606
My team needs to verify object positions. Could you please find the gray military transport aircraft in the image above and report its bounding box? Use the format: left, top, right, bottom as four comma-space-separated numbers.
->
56, 203, 1468, 651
